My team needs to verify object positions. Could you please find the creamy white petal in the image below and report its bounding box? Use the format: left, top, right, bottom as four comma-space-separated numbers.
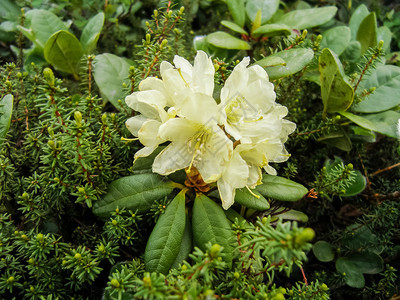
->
217, 151, 249, 209
138, 119, 162, 147
247, 164, 262, 187
264, 164, 277, 175
139, 77, 166, 94
161, 68, 187, 98
177, 92, 219, 124
193, 50, 215, 96
152, 142, 192, 175
134, 145, 158, 158
220, 57, 250, 103
158, 118, 200, 142
247, 64, 269, 83
125, 115, 147, 136
173, 55, 193, 84
217, 178, 235, 210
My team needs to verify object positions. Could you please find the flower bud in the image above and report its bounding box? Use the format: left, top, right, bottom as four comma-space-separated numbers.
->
43, 67, 55, 87
210, 244, 221, 258
111, 278, 120, 288
74, 111, 82, 127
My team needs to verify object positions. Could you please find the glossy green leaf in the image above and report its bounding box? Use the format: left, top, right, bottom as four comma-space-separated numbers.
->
257, 48, 314, 80
350, 126, 376, 143
272, 208, 308, 222
377, 26, 392, 53
92, 174, 175, 218
336, 258, 365, 288
313, 241, 334, 262
193, 35, 210, 52
0, 94, 13, 141
245, 0, 279, 24
352, 65, 400, 113
320, 26, 351, 56
80, 12, 105, 53
356, 12, 377, 55
341, 170, 366, 197
319, 48, 354, 117
144, 191, 186, 274
93, 53, 131, 109
234, 188, 270, 210
192, 194, 235, 265
0, 0, 20, 19
343, 224, 383, 254
221, 20, 247, 35
336, 252, 383, 288
349, 4, 369, 41
254, 56, 285, 68
22, 9, 68, 50
339, 111, 376, 131
170, 215, 192, 270
252, 24, 291, 37
227, 0, 246, 28
324, 157, 366, 196
44, 30, 83, 75
318, 129, 352, 151
340, 41, 361, 62
275, 6, 337, 29
255, 174, 308, 202
362, 110, 400, 138
206, 31, 251, 50
132, 146, 164, 174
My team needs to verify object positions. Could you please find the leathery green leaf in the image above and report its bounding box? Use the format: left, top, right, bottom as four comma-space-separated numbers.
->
170, 213, 192, 270
275, 6, 337, 29
144, 190, 186, 274
234, 188, 270, 210
227, 0, 246, 28
313, 241, 335, 262
44, 30, 83, 75
352, 65, 400, 113
0, 94, 13, 141
221, 20, 247, 35
255, 174, 308, 202
206, 31, 251, 50
339, 111, 377, 131
92, 173, 175, 218
319, 48, 354, 117
192, 194, 235, 265
245, 0, 280, 24
257, 48, 314, 80
80, 12, 105, 53
356, 12, 378, 55
93, 53, 131, 109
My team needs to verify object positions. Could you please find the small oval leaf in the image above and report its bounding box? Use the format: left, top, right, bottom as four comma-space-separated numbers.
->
221, 20, 247, 35
93, 53, 131, 109
92, 174, 175, 218
275, 6, 337, 29
255, 174, 308, 202
313, 241, 335, 262
206, 31, 251, 50
0, 94, 13, 141
257, 48, 314, 80
144, 190, 186, 274
44, 30, 83, 75
80, 12, 105, 53
252, 24, 291, 37
234, 188, 270, 210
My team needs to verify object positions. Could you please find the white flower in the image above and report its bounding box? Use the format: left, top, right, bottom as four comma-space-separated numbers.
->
218, 57, 278, 143
152, 92, 233, 183
125, 51, 296, 210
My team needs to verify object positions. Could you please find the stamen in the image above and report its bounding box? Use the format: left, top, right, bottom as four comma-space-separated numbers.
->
121, 137, 139, 142
246, 185, 260, 198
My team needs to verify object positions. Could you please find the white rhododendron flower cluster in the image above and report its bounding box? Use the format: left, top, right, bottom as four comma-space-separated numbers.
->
125, 51, 296, 209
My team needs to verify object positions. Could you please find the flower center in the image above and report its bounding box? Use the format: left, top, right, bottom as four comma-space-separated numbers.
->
225, 94, 263, 126
187, 125, 211, 172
